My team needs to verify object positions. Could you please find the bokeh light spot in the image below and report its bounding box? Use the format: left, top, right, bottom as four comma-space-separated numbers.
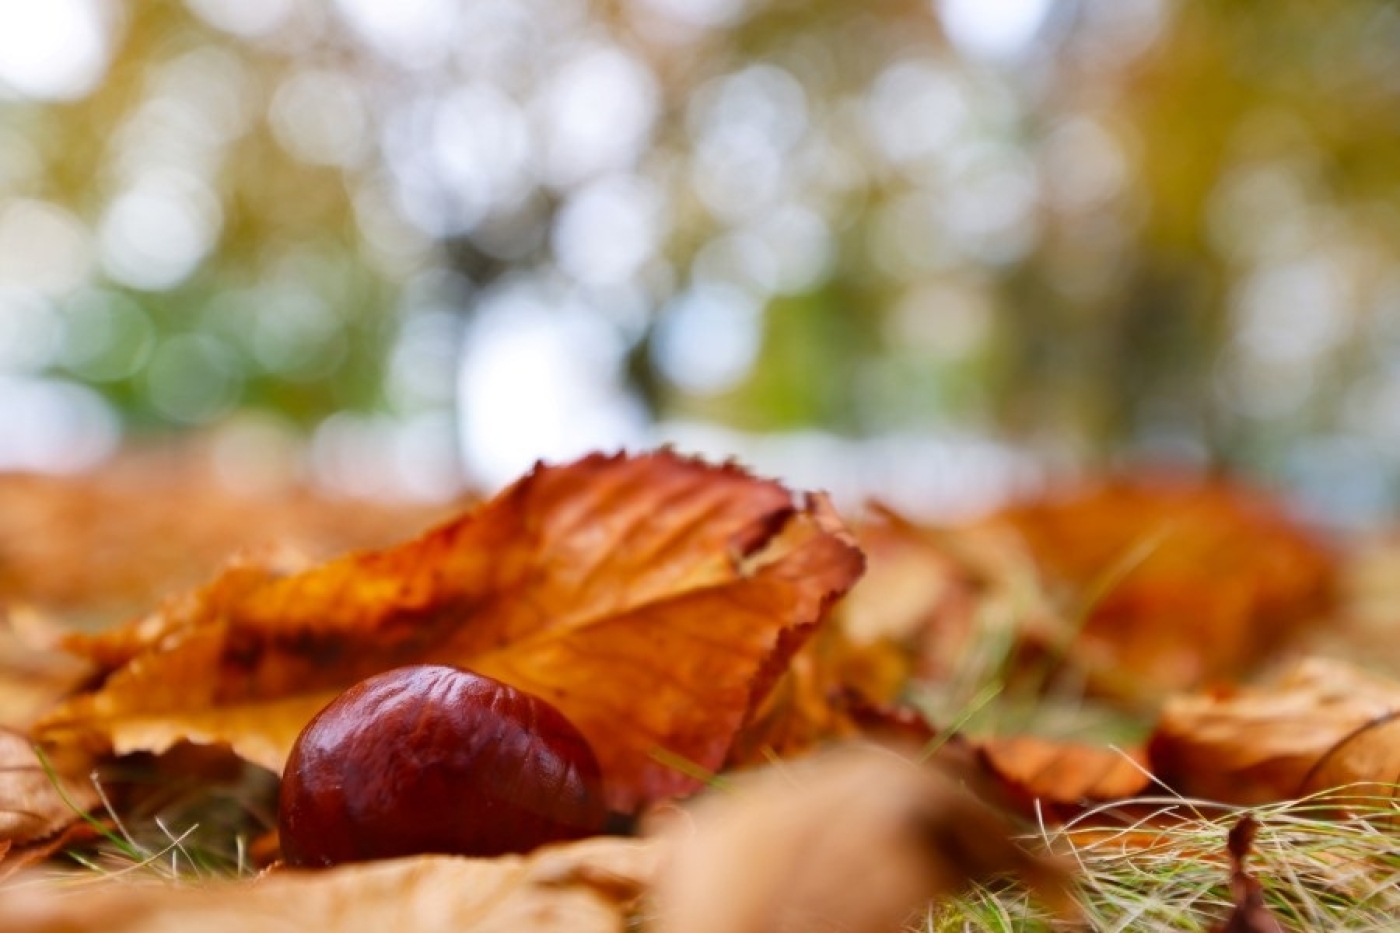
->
145, 334, 243, 424
457, 281, 645, 487
552, 174, 662, 286
0, 0, 111, 100
652, 283, 763, 395
97, 172, 223, 291
269, 69, 371, 167
0, 288, 63, 373
536, 43, 659, 188
59, 289, 157, 382
334, 0, 458, 69
0, 376, 118, 472
937, 0, 1054, 61
0, 199, 93, 296
184, 0, 294, 39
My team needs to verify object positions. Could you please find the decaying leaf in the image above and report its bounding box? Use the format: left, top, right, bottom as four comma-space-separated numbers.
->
992, 475, 1335, 695
977, 735, 1154, 819
0, 835, 658, 932
1149, 657, 1400, 805
651, 743, 1079, 933
1210, 814, 1285, 933
34, 451, 865, 814
0, 730, 99, 878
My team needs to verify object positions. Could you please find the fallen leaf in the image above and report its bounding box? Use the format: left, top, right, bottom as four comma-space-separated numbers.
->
839, 506, 984, 653
0, 819, 106, 881
727, 505, 1029, 764
650, 743, 1079, 933
725, 623, 920, 765
1149, 657, 1400, 805
1210, 814, 1285, 933
0, 730, 99, 878
724, 633, 863, 764
34, 451, 865, 814
0, 835, 658, 932
992, 474, 1335, 695
978, 735, 1154, 819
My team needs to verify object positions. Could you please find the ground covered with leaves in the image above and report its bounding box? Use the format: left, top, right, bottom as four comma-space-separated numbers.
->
2, 450, 1398, 931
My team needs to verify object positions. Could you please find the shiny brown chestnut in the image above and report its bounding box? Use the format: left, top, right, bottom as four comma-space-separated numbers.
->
277, 664, 606, 867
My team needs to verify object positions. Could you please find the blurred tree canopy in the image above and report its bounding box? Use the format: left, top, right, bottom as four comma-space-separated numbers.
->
2, 0, 1398, 518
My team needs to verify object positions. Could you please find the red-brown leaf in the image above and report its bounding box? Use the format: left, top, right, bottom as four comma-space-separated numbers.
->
34, 451, 865, 814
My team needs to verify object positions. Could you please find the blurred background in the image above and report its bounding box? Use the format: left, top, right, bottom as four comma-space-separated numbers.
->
2, 0, 1398, 525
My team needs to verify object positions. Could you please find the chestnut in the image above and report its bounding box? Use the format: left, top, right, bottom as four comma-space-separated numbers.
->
277, 664, 606, 867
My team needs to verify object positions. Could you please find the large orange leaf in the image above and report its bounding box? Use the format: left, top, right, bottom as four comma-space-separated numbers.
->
34, 452, 864, 813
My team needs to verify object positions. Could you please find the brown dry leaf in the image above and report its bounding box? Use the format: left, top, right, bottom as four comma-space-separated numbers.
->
992, 474, 1335, 695
35, 451, 865, 814
977, 735, 1154, 819
650, 743, 1079, 933
0, 730, 99, 878
0, 835, 658, 932
1149, 657, 1400, 805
